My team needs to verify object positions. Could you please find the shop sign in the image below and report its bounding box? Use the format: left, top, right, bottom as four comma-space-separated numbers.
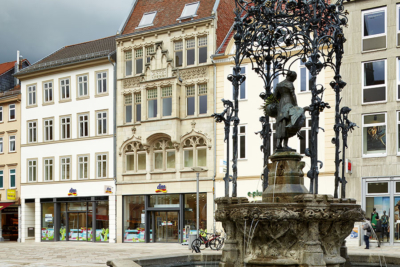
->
45, 214, 53, 223
7, 189, 16, 200
247, 190, 262, 198
68, 188, 77, 196
105, 185, 113, 194
3, 207, 18, 213
155, 184, 167, 193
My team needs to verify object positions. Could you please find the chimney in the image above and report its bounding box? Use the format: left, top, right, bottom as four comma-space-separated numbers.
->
14, 51, 20, 87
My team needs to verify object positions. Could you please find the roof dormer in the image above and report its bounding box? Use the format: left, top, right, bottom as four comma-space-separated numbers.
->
178, 2, 200, 21
137, 11, 157, 29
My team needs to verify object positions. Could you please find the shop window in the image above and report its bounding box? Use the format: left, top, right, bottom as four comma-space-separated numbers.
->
96, 111, 107, 135
175, 41, 183, 67
125, 141, 146, 172
184, 193, 207, 236
135, 93, 142, 122
198, 37, 207, 64
60, 78, 70, 100
396, 182, 400, 193
366, 196, 390, 243
239, 126, 246, 159
362, 59, 386, 103
147, 89, 157, 118
124, 94, 132, 123
43, 118, 53, 141
78, 155, 89, 179
60, 116, 71, 139
300, 119, 312, 154
28, 121, 37, 143
149, 194, 180, 207
153, 139, 175, 171
43, 81, 53, 103
146, 46, 154, 63
363, 113, 386, 157
362, 7, 386, 51
77, 75, 88, 97
367, 182, 388, 194
300, 60, 312, 92
0, 170, 3, 189
28, 159, 37, 182
394, 197, 400, 242
186, 39, 195, 66
135, 49, 143, 74
44, 158, 53, 181
28, 85, 36, 106
95, 201, 109, 242
183, 136, 207, 168
232, 67, 246, 100
198, 84, 207, 115
41, 203, 54, 241
162, 87, 172, 117
9, 136, 15, 152
9, 169, 15, 188
123, 196, 146, 242
9, 104, 15, 121
125, 51, 132, 76
186, 86, 195, 116
96, 153, 107, 178
60, 157, 71, 180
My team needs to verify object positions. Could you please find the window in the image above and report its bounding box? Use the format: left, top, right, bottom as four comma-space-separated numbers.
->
198, 84, 207, 114
125, 142, 146, 172
60, 157, 71, 180
198, 37, 207, 64
397, 111, 400, 155
362, 7, 387, 51
60, 78, 70, 100
362, 59, 386, 103
162, 87, 172, 117
9, 104, 15, 120
28, 121, 37, 143
300, 60, 312, 92
43, 82, 53, 103
180, 2, 200, 19
135, 93, 141, 122
398, 58, 400, 100
124, 94, 132, 123
147, 89, 157, 118
28, 159, 37, 182
233, 67, 246, 99
27, 85, 36, 106
125, 51, 132, 76
96, 71, 107, 94
0, 170, 3, 188
44, 158, 53, 181
153, 139, 175, 170
0, 137, 3, 153
146, 46, 154, 63
43, 119, 53, 141
186, 86, 195, 116
9, 135, 15, 152
96, 111, 107, 135
135, 49, 143, 74
96, 153, 107, 178
363, 113, 386, 157
175, 41, 183, 67
270, 122, 277, 154
239, 126, 246, 159
299, 119, 311, 154
77, 75, 88, 97
187, 39, 195, 66
9, 169, 15, 188
78, 155, 89, 179
61, 116, 71, 139
138, 11, 157, 27
0, 106, 2, 122
183, 136, 207, 168
79, 114, 89, 137
398, 5, 400, 46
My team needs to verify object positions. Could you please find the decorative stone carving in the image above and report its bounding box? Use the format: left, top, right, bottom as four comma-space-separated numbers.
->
180, 128, 212, 150
123, 77, 142, 89
170, 31, 209, 41
179, 67, 208, 81
151, 68, 167, 80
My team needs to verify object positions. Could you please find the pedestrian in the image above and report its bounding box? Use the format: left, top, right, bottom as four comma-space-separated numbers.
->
375, 216, 382, 247
363, 217, 372, 249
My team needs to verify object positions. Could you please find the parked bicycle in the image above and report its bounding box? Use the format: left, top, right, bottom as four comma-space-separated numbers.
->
191, 230, 223, 251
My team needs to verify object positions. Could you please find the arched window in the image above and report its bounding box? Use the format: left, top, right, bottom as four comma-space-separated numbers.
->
125, 142, 146, 172
153, 139, 175, 171
182, 136, 207, 168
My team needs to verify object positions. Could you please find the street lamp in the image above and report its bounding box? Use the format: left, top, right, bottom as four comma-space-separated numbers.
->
191, 167, 205, 235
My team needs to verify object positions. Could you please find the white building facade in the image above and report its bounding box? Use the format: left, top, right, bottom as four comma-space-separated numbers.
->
16, 36, 117, 243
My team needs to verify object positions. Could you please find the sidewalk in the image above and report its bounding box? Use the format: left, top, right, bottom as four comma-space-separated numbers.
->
348, 244, 400, 258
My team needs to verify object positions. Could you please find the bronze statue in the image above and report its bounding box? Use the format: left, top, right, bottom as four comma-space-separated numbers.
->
268, 71, 307, 151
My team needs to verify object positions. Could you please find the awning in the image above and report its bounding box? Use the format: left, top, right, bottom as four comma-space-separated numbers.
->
0, 202, 13, 211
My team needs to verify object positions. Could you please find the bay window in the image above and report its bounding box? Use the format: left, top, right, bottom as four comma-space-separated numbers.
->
153, 139, 175, 171
362, 59, 386, 104
362, 113, 386, 157
125, 142, 146, 172
183, 137, 207, 168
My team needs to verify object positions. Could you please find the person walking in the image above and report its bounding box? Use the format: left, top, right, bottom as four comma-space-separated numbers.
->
375, 217, 382, 247
363, 218, 372, 249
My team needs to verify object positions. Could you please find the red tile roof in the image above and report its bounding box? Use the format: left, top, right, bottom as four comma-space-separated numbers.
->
122, 0, 216, 35
0, 59, 29, 76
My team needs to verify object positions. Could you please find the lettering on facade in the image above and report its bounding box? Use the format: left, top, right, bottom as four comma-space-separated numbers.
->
68, 188, 77, 196
105, 185, 113, 194
155, 184, 167, 193
247, 190, 262, 198
6, 189, 16, 200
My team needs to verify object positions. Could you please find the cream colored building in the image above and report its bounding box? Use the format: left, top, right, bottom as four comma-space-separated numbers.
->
115, 0, 236, 243
342, 0, 400, 246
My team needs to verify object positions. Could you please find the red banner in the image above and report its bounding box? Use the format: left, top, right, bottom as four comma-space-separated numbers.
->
0, 202, 13, 211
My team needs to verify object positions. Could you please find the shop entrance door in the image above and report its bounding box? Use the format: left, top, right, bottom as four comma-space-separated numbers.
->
68, 212, 88, 241
153, 211, 179, 243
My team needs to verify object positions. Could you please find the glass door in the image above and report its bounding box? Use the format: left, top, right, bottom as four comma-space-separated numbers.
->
68, 212, 87, 241
154, 211, 179, 243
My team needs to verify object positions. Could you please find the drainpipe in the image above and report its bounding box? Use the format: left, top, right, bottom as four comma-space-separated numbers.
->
108, 50, 117, 242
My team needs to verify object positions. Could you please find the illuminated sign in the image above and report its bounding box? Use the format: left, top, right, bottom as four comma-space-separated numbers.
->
68, 188, 77, 196
105, 185, 113, 194
155, 184, 167, 193
7, 189, 16, 200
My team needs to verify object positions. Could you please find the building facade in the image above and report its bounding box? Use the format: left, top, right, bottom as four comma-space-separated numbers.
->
15, 36, 117, 243
343, 0, 400, 246
115, 0, 235, 243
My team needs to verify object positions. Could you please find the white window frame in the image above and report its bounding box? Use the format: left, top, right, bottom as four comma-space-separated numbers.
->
182, 137, 207, 169
124, 142, 147, 173
161, 87, 172, 117
28, 120, 37, 143
43, 158, 54, 181
232, 66, 247, 100
299, 118, 311, 155
96, 111, 107, 135
28, 159, 37, 182
78, 113, 89, 138
77, 75, 89, 98
9, 135, 15, 153
137, 11, 157, 28
397, 111, 400, 156
9, 104, 16, 121
9, 169, 16, 189
96, 153, 108, 178
362, 7, 387, 40
125, 50, 133, 76
362, 113, 387, 158
78, 155, 89, 179
174, 41, 183, 68
60, 116, 71, 140
397, 57, 400, 101
60, 156, 71, 180
60, 78, 71, 100
43, 81, 53, 103
362, 59, 387, 104
238, 125, 247, 160
270, 121, 276, 155
179, 2, 200, 20
299, 60, 310, 93
96, 71, 107, 94
397, 4, 400, 46
0, 170, 3, 189
0, 137, 3, 154
0, 106, 3, 122
43, 118, 54, 142
27, 85, 36, 106
147, 89, 158, 119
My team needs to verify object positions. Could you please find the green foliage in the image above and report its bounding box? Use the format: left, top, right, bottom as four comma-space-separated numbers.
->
261, 94, 279, 116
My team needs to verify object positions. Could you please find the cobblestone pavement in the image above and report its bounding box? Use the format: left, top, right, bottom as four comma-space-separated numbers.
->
0, 241, 217, 267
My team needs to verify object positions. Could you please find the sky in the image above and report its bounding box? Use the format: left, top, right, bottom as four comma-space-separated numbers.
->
0, 0, 134, 64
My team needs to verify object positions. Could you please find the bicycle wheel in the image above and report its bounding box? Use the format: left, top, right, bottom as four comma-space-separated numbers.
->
209, 238, 222, 250
191, 238, 205, 251
217, 237, 225, 250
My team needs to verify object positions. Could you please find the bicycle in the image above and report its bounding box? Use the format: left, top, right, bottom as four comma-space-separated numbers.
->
191, 231, 222, 251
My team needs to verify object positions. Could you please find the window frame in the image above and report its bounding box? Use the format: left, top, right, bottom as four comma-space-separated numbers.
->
60, 115, 72, 140
186, 85, 195, 117
146, 46, 154, 64
27, 84, 37, 107
397, 111, 400, 156
9, 169, 16, 189
124, 142, 147, 173
362, 59, 387, 105
238, 125, 247, 160
27, 158, 38, 183
43, 117, 54, 142
397, 57, 400, 101
362, 7, 387, 40
174, 41, 183, 68
147, 88, 158, 119
186, 39, 195, 66
9, 104, 16, 121
299, 60, 311, 93
0, 106, 3, 122
135, 93, 142, 123
161, 87, 172, 117
43, 157, 54, 182
27, 120, 38, 144
0, 170, 3, 189
299, 118, 311, 155
95, 152, 108, 179
124, 94, 133, 124
198, 84, 208, 115
78, 112, 90, 138
362, 112, 387, 158
95, 70, 108, 96
397, 4, 400, 46
125, 50, 133, 77
59, 77, 71, 102
9, 135, 16, 153
198, 36, 208, 64
179, 2, 200, 20
135, 49, 144, 75
182, 137, 207, 169
96, 110, 108, 136
42, 80, 54, 105
76, 73, 89, 99
0, 136, 3, 154
137, 11, 157, 28
60, 156, 72, 181
152, 140, 176, 171
77, 154, 90, 179
232, 66, 246, 100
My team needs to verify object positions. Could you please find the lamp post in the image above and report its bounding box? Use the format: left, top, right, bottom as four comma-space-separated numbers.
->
192, 167, 205, 235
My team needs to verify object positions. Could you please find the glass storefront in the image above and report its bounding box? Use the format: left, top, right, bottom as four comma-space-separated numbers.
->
42, 203, 55, 241
123, 196, 146, 243
1, 207, 18, 241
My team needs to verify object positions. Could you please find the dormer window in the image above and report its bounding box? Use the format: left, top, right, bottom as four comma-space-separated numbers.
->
138, 11, 157, 28
179, 2, 200, 20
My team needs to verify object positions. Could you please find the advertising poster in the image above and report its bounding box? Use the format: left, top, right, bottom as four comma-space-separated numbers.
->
41, 228, 54, 241
345, 225, 360, 246
95, 228, 109, 242
124, 228, 145, 242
